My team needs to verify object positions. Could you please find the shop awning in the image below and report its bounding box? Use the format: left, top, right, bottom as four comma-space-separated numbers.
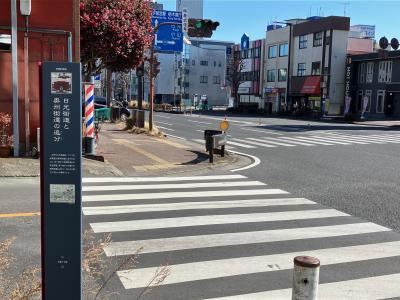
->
301, 76, 321, 94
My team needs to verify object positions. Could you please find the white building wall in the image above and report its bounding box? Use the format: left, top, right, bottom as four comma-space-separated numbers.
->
329, 30, 348, 114
186, 40, 233, 106
176, 0, 203, 19
292, 34, 323, 76
155, 53, 175, 95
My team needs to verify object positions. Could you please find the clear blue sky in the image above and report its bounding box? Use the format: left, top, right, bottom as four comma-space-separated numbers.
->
158, 0, 399, 43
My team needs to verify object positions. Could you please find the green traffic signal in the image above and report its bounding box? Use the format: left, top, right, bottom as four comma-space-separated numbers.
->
195, 20, 203, 29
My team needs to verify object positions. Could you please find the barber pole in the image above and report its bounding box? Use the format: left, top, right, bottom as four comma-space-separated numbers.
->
84, 84, 95, 138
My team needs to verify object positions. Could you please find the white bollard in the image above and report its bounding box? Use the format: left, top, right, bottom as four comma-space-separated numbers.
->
292, 256, 320, 300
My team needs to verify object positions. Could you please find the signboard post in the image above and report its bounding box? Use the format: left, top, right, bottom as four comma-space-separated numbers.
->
151, 10, 183, 52
39, 61, 82, 300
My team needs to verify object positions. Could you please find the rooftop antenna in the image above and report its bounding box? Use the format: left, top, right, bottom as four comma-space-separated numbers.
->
341, 1, 350, 16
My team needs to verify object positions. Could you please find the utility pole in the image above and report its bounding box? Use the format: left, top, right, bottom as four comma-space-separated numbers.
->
11, 0, 19, 156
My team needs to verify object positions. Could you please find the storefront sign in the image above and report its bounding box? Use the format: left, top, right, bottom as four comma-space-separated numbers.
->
345, 57, 353, 98
40, 62, 82, 300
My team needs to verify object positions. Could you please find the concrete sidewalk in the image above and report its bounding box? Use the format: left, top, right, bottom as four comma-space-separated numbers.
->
0, 122, 250, 177
95, 122, 249, 176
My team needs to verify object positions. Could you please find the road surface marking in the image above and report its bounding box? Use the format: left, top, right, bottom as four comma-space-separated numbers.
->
229, 150, 261, 172
155, 114, 171, 119
83, 188, 289, 202
245, 138, 296, 147
156, 125, 175, 132
103, 222, 388, 256
307, 135, 369, 144
275, 136, 335, 145
208, 274, 400, 299
296, 136, 352, 145
90, 209, 347, 233
116, 240, 400, 289
189, 120, 213, 125
326, 133, 388, 144
113, 139, 170, 165
0, 212, 40, 218
82, 174, 246, 183
259, 136, 316, 146
271, 136, 320, 146
82, 197, 311, 216
155, 121, 173, 126
231, 138, 277, 148
82, 180, 266, 192
165, 134, 186, 140
227, 141, 257, 149
328, 133, 400, 144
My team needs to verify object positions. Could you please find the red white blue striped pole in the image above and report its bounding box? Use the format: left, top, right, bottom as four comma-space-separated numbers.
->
84, 80, 95, 154
84, 84, 95, 138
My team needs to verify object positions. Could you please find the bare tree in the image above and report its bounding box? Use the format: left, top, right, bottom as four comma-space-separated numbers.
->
226, 50, 245, 108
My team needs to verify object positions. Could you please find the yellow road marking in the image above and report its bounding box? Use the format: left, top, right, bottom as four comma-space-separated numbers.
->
158, 138, 188, 149
113, 139, 171, 165
0, 212, 40, 218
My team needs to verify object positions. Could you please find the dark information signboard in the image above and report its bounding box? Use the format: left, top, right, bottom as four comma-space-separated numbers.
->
40, 62, 82, 300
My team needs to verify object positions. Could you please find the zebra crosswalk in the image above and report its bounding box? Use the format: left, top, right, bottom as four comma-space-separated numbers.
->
192, 132, 400, 150
82, 174, 400, 299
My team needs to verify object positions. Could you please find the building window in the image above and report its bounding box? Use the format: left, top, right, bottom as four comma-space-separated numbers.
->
200, 76, 208, 83
313, 32, 323, 47
357, 90, 363, 111
366, 62, 374, 83
364, 90, 372, 112
200, 60, 208, 66
297, 63, 306, 76
184, 69, 190, 75
192, 60, 195, 66
218, 62, 222, 67
255, 47, 261, 57
279, 43, 288, 57
376, 90, 385, 113
267, 70, 276, 82
378, 60, 392, 83
358, 63, 366, 83
299, 35, 307, 49
268, 45, 277, 58
213, 76, 221, 84
311, 61, 321, 75
214, 61, 217, 67
278, 68, 287, 82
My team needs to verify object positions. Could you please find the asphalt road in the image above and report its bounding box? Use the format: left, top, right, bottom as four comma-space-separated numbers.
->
154, 111, 400, 232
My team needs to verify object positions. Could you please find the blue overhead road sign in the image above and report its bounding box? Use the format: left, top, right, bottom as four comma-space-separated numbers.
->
152, 10, 183, 53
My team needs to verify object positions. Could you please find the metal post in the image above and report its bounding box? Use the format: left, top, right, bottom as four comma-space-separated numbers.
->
67, 32, 72, 63
137, 62, 144, 110
286, 23, 292, 113
149, 40, 155, 132
292, 256, 320, 300
24, 16, 30, 155
11, 0, 19, 157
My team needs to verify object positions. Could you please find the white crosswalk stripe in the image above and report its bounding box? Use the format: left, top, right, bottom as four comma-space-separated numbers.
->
82, 174, 400, 298
190, 132, 400, 150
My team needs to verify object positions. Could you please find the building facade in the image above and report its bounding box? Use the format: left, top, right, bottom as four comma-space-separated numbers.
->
183, 39, 234, 107
289, 16, 350, 115
176, 0, 203, 19
0, 0, 79, 153
234, 38, 265, 111
346, 50, 400, 119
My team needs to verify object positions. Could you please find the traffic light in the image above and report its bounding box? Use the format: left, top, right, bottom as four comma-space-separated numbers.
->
188, 19, 220, 38
152, 59, 161, 77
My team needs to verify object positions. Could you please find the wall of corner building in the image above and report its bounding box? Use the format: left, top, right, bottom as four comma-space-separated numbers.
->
0, 0, 79, 148
329, 30, 349, 115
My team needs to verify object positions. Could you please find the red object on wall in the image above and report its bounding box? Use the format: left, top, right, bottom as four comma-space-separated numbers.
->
301, 76, 321, 94
0, 0, 79, 149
